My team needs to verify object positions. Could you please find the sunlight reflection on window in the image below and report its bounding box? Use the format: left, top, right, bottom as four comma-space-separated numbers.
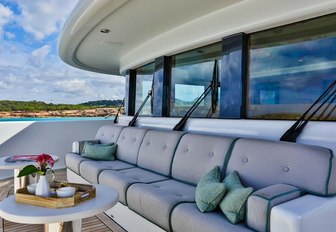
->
249, 14, 336, 120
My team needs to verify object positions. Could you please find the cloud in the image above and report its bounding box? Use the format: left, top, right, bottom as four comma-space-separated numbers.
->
54, 79, 90, 95
0, 81, 9, 89
172, 61, 215, 84
32, 45, 51, 58
52, 75, 126, 101
0, 0, 125, 104
4, 31, 15, 39
0, 3, 13, 37
0, 38, 125, 103
15, 0, 78, 40
27, 45, 51, 67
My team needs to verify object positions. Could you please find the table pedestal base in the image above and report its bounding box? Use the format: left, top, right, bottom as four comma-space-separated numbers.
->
45, 220, 81, 232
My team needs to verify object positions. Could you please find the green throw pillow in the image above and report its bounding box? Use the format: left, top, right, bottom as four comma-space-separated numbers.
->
195, 166, 226, 212
81, 142, 117, 161
220, 171, 253, 224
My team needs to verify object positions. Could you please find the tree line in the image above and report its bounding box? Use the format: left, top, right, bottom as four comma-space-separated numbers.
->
0, 100, 123, 112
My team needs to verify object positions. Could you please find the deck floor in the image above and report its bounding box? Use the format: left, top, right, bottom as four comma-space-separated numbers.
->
0, 169, 126, 232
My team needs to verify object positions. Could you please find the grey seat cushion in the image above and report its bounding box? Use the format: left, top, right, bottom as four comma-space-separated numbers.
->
172, 133, 236, 185
95, 125, 124, 144
246, 184, 302, 232
65, 153, 87, 174
227, 138, 336, 195
171, 203, 253, 232
79, 160, 135, 183
99, 167, 169, 204
115, 127, 148, 164
137, 130, 184, 176
127, 179, 196, 231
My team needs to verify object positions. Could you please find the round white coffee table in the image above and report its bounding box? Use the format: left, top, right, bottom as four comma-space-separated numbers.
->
0, 155, 59, 192
0, 184, 118, 232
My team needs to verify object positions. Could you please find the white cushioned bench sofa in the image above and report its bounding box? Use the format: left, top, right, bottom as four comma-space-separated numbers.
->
65, 125, 336, 232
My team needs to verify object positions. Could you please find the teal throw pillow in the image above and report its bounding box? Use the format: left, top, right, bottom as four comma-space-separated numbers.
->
81, 142, 117, 161
195, 166, 226, 212
220, 171, 253, 224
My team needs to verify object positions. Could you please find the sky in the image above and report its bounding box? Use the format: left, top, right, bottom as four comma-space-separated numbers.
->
0, 0, 125, 104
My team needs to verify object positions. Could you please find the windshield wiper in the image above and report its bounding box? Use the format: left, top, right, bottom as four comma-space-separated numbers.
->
280, 80, 336, 142
128, 90, 152, 127
173, 60, 218, 131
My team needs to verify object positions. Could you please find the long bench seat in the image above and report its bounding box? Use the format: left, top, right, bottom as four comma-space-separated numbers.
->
65, 124, 336, 232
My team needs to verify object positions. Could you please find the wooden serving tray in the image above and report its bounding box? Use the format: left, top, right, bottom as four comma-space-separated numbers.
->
16, 182, 96, 208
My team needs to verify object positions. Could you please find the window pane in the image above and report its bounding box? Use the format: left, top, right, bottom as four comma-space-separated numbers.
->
170, 42, 221, 117
135, 62, 154, 116
248, 14, 336, 120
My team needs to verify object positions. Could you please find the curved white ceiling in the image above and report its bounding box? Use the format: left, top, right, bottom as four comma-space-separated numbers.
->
58, 0, 336, 75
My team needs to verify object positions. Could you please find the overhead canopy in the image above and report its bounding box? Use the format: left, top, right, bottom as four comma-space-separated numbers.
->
58, 0, 336, 75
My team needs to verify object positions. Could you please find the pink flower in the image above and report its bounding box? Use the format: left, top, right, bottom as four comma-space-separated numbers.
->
35, 154, 55, 173
17, 153, 55, 177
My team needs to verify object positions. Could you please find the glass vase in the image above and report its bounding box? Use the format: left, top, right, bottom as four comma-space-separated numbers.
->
35, 175, 50, 197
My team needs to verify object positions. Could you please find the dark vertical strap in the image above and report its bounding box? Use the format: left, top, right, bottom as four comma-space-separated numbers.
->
207, 60, 220, 118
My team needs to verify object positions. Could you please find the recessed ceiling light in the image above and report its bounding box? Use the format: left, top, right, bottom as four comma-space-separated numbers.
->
100, 29, 111, 33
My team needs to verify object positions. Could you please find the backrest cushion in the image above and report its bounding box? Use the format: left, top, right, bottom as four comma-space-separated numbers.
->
81, 142, 117, 161
116, 127, 148, 164
137, 130, 184, 176
95, 125, 124, 144
172, 133, 236, 185
227, 138, 336, 196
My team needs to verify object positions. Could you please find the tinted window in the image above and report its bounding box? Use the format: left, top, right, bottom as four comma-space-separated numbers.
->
248, 14, 336, 120
170, 42, 221, 117
135, 62, 154, 116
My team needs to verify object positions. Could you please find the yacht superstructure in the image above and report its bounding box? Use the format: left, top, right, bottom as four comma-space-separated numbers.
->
58, 0, 336, 155
0, 1, 330, 231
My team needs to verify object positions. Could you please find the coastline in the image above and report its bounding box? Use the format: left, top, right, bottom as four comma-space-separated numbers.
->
0, 107, 121, 118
